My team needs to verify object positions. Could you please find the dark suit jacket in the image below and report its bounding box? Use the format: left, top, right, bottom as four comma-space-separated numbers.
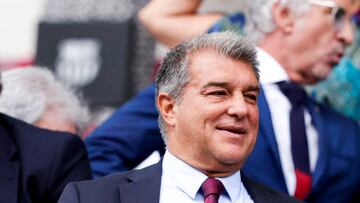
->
0, 113, 92, 203
59, 162, 302, 203
85, 84, 360, 202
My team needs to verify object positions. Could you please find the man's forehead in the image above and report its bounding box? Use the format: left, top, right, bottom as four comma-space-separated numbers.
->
353, 0, 360, 10
350, 0, 360, 5
336, 0, 360, 8
330, 0, 357, 3
327, 0, 360, 17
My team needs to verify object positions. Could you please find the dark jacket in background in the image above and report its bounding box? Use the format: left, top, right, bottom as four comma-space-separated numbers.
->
0, 113, 92, 203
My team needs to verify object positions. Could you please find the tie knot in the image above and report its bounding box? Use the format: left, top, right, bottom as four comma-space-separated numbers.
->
277, 81, 307, 106
201, 178, 224, 200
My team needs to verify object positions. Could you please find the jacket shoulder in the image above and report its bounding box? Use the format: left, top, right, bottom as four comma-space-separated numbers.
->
0, 112, 84, 153
243, 174, 304, 203
61, 171, 132, 203
60, 163, 161, 202
0, 113, 91, 202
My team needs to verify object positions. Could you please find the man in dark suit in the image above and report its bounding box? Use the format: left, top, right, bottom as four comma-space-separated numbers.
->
85, 0, 360, 202
60, 32, 301, 203
0, 75, 92, 203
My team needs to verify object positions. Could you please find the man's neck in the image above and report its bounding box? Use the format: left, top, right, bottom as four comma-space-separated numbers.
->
259, 36, 305, 84
167, 148, 240, 178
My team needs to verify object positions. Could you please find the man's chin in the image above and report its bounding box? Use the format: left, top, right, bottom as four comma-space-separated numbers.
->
310, 64, 333, 83
215, 150, 248, 166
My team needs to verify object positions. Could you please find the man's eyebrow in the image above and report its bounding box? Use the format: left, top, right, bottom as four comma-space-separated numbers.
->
246, 85, 260, 93
202, 81, 228, 89
201, 82, 260, 93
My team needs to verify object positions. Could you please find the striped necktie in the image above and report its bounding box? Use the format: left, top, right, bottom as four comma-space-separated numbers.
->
277, 81, 312, 200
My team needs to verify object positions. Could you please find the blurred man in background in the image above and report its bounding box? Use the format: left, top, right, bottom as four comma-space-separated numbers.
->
0, 72, 92, 202
0, 67, 89, 135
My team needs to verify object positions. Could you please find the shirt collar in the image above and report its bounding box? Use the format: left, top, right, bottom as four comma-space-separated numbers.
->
218, 171, 241, 201
162, 150, 242, 201
257, 47, 289, 84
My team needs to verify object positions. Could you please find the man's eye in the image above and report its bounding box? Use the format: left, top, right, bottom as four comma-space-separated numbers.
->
208, 91, 227, 96
245, 94, 257, 101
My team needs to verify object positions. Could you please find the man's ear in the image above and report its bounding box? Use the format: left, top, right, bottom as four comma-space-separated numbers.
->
157, 92, 177, 127
272, 2, 294, 34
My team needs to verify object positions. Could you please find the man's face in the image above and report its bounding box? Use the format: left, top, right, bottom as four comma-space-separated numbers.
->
289, 0, 357, 84
164, 51, 259, 176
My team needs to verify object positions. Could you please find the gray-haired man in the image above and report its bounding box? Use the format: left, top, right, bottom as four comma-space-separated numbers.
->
60, 32, 301, 203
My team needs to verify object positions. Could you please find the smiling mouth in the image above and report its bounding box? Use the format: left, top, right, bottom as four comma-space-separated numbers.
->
216, 126, 247, 135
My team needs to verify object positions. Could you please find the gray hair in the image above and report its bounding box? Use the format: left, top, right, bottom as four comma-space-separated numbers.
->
155, 31, 259, 143
0, 67, 89, 134
243, 0, 310, 43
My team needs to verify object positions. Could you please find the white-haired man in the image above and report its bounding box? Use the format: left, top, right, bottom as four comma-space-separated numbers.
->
0, 67, 89, 135
0, 73, 92, 202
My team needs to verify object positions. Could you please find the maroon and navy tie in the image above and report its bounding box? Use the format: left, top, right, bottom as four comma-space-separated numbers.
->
277, 81, 312, 200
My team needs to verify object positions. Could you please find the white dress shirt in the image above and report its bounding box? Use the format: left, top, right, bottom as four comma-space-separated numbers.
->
159, 150, 254, 203
257, 48, 319, 195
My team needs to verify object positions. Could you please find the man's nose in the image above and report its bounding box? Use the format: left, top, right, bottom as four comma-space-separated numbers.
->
336, 20, 355, 45
227, 94, 249, 119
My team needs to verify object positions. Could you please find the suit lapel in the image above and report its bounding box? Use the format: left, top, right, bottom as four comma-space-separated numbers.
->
306, 100, 328, 192
242, 172, 279, 203
0, 124, 20, 203
258, 86, 283, 176
243, 174, 268, 203
118, 162, 162, 203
